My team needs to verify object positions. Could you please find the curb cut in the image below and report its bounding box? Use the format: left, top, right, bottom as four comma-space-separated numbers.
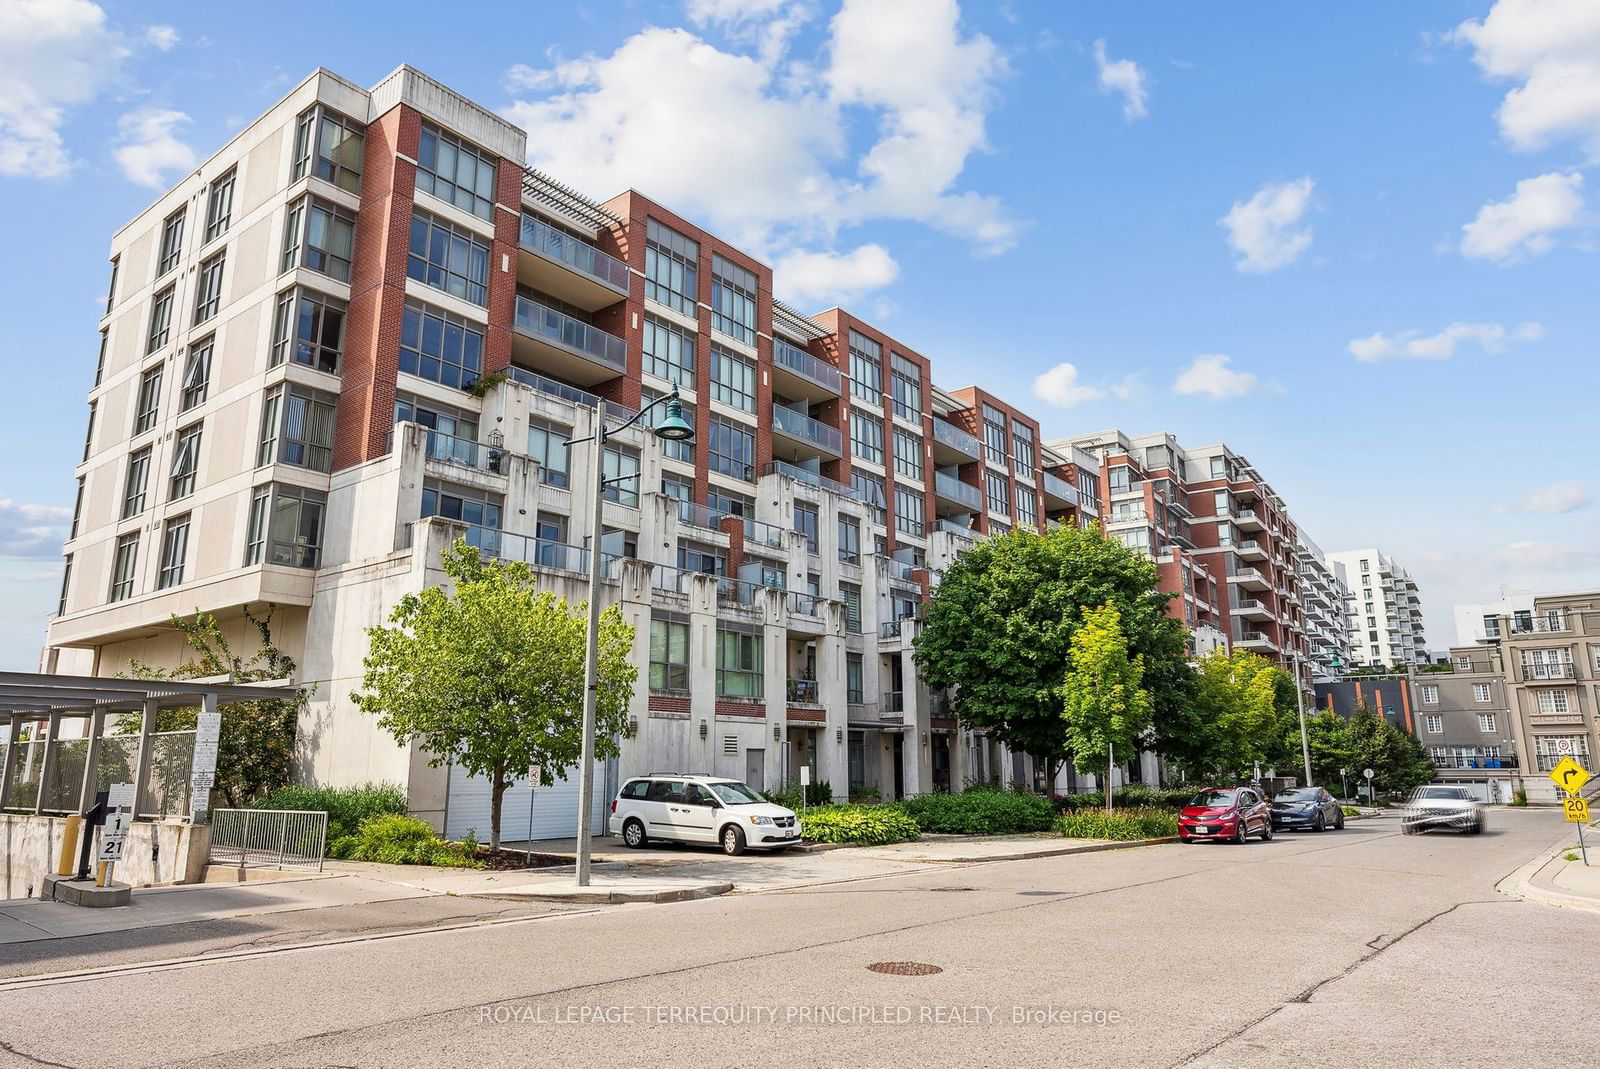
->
466, 882, 735, 905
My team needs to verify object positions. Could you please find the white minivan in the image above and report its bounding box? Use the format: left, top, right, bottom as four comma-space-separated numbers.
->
608, 773, 801, 855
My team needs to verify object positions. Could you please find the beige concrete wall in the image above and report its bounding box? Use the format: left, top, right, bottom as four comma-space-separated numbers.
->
1, 815, 209, 898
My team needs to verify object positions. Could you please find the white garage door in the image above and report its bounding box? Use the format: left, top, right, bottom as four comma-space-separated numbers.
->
444, 762, 608, 843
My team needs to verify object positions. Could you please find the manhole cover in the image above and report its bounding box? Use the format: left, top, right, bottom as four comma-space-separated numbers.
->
867, 962, 943, 976
1018, 890, 1067, 897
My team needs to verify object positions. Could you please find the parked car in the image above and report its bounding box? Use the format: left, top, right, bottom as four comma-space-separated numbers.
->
1178, 787, 1273, 844
609, 773, 801, 855
1401, 785, 1486, 835
1270, 786, 1345, 832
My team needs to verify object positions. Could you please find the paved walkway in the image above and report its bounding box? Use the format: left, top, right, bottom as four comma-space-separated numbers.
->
1502, 821, 1600, 911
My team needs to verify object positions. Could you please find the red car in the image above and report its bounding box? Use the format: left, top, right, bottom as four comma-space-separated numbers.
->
1178, 787, 1273, 844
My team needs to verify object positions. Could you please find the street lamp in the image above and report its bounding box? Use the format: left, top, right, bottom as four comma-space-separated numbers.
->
1291, 649, 1312, 785
571, 389, 693, 887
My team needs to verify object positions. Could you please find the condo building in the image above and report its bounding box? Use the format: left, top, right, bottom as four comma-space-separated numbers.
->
1297, 534, 1352, 680
37, 66, 1100, 838
1326, 547, 1427, 668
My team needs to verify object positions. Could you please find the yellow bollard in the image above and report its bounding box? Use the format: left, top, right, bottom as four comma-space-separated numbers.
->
95, 861, 109, 888
57, 816, 82, 876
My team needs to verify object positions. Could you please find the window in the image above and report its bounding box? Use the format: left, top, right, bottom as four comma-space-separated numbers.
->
661, 473, 693, 519
292, 107, 365, 193
982, 404, 1007, 464
650, 618, 690, 691
838, 516, 861, 565
850, 410, 884, 465
193, 252, 225, 323
204, 169, 235, 243
415, 123, 494, 219
258, 385, 337, 472
1420, 685, 1439, 704
710, 344, 755, 412
644, 219, 698, 314
95, 330, 107, 387
1424, 715, 1442, 734
58, 556, 71, 616
109, 533, 139, 602
707, 488, 754, 520
272, 289, 349, 376
892, 428, 923, 481
1478, 713, 1497, 733
106, 257, 119, 315
421, 484, 502, 538
895, 487, 925, 537
1012, 426, 1035, 479
846, 653, 864, 704
147, 286, 174, 353
890, 353, 921, 422
134, 364, 162, 434
710, 255, 757, 345
1015, 486, 1038, 529
1457, 655, 1473, 671
169, 423, 202, 500
1210, 456, 1226, 478
716, 629, 763, 697
158, 209, 185, 276
70, 478, 83, 540
397, 299, 481, 388
852, 472, 886, 525
245, 484, 327, 568
1473, 683, 1492, 703
642, 316, 696, 389
794, 503, 819, 553
1534, 735, 1590, 771
643, 388, 695, 462
679, 541, 725, 575
283, 197, 357, 282
83, 401, 96, 461
180, 338, 212, 411
708, 417, 754, 481
1537, 690, 1571, 715
1360, 559, 1369, 571
157, 514, 190, 589
122, 448, 152, 519
848, 331, 882, 405
841, 583, 862, 633
986, 469, 1010, 515
602, 445, 641, 507
527, 420, 570, 488
1108, 466, 1131, 493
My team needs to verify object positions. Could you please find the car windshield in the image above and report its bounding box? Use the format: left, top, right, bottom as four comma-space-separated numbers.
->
1414, 787, 1469, 801
709, 781, 765, 805
1189, 790, 1236, 807
1275, 789, 1315, 801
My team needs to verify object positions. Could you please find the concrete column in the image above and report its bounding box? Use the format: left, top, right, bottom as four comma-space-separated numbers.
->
78, 708, 106, 814
688, 573, 719, 775
130, 700, 159, 818
899, 644, 926, 797
618, 559, 655, 782
817, 603, 850, 801
760, 587, 788, 789
950, 723, 968, 793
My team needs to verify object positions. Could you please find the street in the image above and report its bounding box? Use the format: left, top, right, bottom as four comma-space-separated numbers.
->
0, 808, 1589, 1068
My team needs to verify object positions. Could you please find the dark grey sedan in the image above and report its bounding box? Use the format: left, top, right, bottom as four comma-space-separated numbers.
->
1269, 786, 1345, 832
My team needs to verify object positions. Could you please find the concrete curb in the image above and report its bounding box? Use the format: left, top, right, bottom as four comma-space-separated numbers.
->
1499, 850, 1600, 914
466, 881, 735, 905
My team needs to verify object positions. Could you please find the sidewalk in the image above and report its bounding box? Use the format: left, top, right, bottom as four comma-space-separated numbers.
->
1500, 825, 1600, 912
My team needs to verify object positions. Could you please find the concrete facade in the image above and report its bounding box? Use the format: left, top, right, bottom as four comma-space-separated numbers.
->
1327, 547, 1427, 668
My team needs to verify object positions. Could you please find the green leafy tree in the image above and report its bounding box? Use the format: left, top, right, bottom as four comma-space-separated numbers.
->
1303, 710, 1355, 791
1059, 602, 1154, 812
915, 523, 1191, 786
353, 541, 636, 850
1340, 704, 1436, 797
1188, 649, 1286, 779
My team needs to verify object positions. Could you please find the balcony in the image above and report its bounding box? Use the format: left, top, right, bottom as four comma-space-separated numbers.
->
882, 690, 905, 713
772, 337, 841, 400
786, 592, 822, 620
1237, 539, 1266, 561
786, 678, 821, 705
1233, 599, 1273, 622
1511, 615, 1570, 634
505, 365, 635, 420
1228, 568, 1270, 592
517, 214, 629, 311
933, 472, 983, 512
1041, 470, 1077, 508
512, 296, 626, 386
1431, 753, 1518, 771
1522, 661, 1577, 681
770, 403, 843, 459
1236, 631, 1278, 652
1234, 509, 1264, 531
930, 418, 982, 465
765, 459, 859, 499
937, 517, 977, 541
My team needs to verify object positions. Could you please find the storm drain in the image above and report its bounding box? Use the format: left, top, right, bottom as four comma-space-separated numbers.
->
929, 886, 975, 893
1017, 890, 1068, 897
867, 962, 944, 976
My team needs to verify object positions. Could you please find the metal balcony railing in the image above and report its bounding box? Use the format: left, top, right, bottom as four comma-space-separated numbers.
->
882, 690, 905, 713
931, 418, 981, 458
1511, 616, 1570, 634
519, 214, 630, 292
513, 296, 626, 372
771, 404, 843, 453
786, 678, 820, 704
787, 592, 821, 617
419, 428, 507, 473
505, 365, 636, 419
1040, 470, 1076, 504
1430, 753, 1518, 770
773, 338, 841, 393
937, 518, 976, 540
765, 460, 858, 499
1522, 661, 1577, 680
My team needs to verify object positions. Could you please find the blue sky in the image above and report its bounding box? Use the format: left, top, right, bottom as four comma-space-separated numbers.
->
2, 0, 1596, 666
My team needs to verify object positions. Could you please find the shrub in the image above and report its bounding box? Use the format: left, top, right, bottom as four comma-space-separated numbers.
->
899, 790, 1056, 835
1340, 805, 1361, 817
1511, 789, 1528, 808
800, 804, 919, 845
850, 786, 882, 804
252, 782, 408, 845
1055, 806, 1177, 841
327, 814, 484, 868
763, 781, 834, 809
1051, 786, 1195, 813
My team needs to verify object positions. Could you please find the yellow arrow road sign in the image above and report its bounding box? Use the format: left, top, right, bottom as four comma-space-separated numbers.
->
1549, 756, 1591, 796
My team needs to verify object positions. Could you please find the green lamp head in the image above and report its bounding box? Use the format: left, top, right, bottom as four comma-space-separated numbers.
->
653, 392, 694, 442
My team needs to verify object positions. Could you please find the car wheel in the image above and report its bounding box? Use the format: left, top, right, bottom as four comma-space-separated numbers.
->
1234, 821, 1248, 845
621, 818, 647, 849
1261, 821, 1273, 842
1335, 811, 1345, 830
1313, 813, 1326, 833
721, 824, 747, 856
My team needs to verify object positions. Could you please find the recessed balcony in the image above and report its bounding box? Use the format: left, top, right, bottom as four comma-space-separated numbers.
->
517, 214, 629, 312
934, 471, 983, 513
1041, 470, 1077, 508
1233, 599, 1273, 622
771, 403, 843, 461
930, 418, 981, 465
1228, 568, 1270, 592
512, 296, 626, 387
1237, 539, 1266, 561
1233, 509, 1264, 531
772, 337, 841, 402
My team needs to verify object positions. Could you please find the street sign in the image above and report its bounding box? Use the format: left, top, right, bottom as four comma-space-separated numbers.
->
105, 782, 135, 809
1549, 756, 1591, 796
191, 771, 215, 790
196, 711, 222, 740
1565, 797, 1590, 824
98, 812, 129, 862
1363, 768, 1374, 780
799, 766, 811, 787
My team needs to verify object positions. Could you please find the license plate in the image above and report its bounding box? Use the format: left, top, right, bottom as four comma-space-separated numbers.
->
1192, 826, 1209, 835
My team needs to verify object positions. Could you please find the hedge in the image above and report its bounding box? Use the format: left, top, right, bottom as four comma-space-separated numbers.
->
1053, 785, 1198, 812
898, 789, 1056, 835
1055, 806, 1178, 841
252, 782, 408, 845
327, 814, 484, 868
763, 781, 835, 809
800, 804, 920, 845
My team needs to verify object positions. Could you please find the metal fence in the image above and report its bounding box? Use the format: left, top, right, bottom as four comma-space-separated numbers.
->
208, 809, 328, 871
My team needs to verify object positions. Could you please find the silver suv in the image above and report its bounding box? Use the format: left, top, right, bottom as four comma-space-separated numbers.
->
1401, 785, 1486, 835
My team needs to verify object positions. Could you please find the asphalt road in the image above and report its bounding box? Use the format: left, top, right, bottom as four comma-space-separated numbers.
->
0, 809, 1587, 1069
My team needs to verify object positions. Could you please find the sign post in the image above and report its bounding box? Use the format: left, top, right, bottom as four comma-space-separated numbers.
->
1549, 757, 1592, 867
190, 706, 222, 825
1362, 767, 1374, 802
799, 765, 811, 817
526, 765, 541, 868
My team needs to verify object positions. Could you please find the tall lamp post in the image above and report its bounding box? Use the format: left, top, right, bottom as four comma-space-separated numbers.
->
570, 389, 693, 887
1291, 649, 1312, 785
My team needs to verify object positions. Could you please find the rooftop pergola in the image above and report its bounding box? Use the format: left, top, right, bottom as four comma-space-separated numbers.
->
0, 671, 301, 820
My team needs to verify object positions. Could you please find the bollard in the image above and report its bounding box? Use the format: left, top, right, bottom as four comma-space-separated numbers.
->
57, 816, 82, 876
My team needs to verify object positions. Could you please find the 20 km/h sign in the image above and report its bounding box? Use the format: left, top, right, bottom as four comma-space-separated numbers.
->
1548, 756, 1591, 796
1565, 797, 1591, 824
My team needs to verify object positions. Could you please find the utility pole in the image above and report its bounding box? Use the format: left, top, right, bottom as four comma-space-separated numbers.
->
1292, 650, 1312, 785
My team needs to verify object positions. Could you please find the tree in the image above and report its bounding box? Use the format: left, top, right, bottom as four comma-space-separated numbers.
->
1059, 602, 1154, 812
1187, 649, 1287, 780
1303, 710, 1355, 791
125, 608, 304, 808
353, 541, 636, 850
915, 523, 1191, 786
1339, 704, 1435, 797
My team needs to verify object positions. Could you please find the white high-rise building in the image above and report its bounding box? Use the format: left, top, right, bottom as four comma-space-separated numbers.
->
1327, 548, 1427, 667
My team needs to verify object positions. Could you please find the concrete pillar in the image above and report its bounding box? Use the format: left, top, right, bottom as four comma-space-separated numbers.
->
0, 714, 17, 810
688, 573, 719, 776
899, 644, 926, 797
817, 603, 850, 801
618, 559, 654, 782
760, 587, 788, 789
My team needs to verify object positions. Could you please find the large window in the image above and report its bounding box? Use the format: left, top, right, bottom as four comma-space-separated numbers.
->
846, 653, 864, 703
848, 331, 882, 406
406, 210, 488, 305
134, 364, 162, 434
986, 469, 1010, 515
272, 289, 348, 375
892, 427, 923, 481
258, 385, 336, 472
650, 618, 690, 692
841, 583, 862, 633
1537, 690, 1571, 715
794, 503, 819, 553
710, 255, 757, 345
644, 219, 698, 314
643, 315, 695, 389
283, 197, 356, 283
169, 423, 202, 500
1012, 425, 1035, 479
982, 404, 1007, 464
180, 338, 212, 411
527, 419, 570, 488
158, 208, 185, 276
106, 256, 119, 315
895, 486, 925, 537
421, 483, 502, 536
643, 388, 695, 463
1535, 735, 1590, 771
245, 484, 327, 568
850, 410, 884, 465
415, 123, 495, 220
204, 169, 235, 243
707, 487, 754, 520
852, 471, 886, 525
292, 107, 365, 193
708, 417, 755, 481
602, 445, 641, 507
193, 252, 225, 324
58, 556, 71, 616
1015, 486, 1037, 528
710, 344, 755, 412
890, 352, 921, 422
838, 516, 861, 565
157, 514, 190, 589
398, 299, 481, 388
122, 448, 152, 519
109, 533, 139, 602
147, 286, 174, 353
716, 629, 763, 698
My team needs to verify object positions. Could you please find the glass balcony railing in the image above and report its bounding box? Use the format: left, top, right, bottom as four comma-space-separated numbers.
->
519, 215, 630, 293
1040, 471, 1076, 504
934, 472, 982, 511
931, 418, 981, 458
765, 460, 859, 499
505, 365, 636, 420
771, 404, 843, 453
773, 338, 841, 393
513, 296, 626, 372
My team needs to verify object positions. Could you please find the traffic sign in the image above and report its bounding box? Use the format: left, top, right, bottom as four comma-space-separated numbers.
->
1548, 756, 1591, 796
1565, 797, 1591, 824
191, 771, 215, 790
1363, 768, 1374, 780
98, 812, 129, 862
105, 782, 134, 809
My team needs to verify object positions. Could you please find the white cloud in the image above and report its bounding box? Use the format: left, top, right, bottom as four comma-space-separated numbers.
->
1459, 171, 1585, 261
1347, 320, 1543, 362
1509, 480, 1592, 514
1219, 177, 1314, 273
113, 107, 195, 187
1172, 354, 1259, 399
1033, 363, 1105, 407
0, 0, 130, 178
1493, 539, 1600, 571
1092, 39, 1148, 120
144, 24, 178, 50
774, 243, 898, 306
0, 500, 70, 559
685, 0, 812, 65
1450, 0, 1600, 158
